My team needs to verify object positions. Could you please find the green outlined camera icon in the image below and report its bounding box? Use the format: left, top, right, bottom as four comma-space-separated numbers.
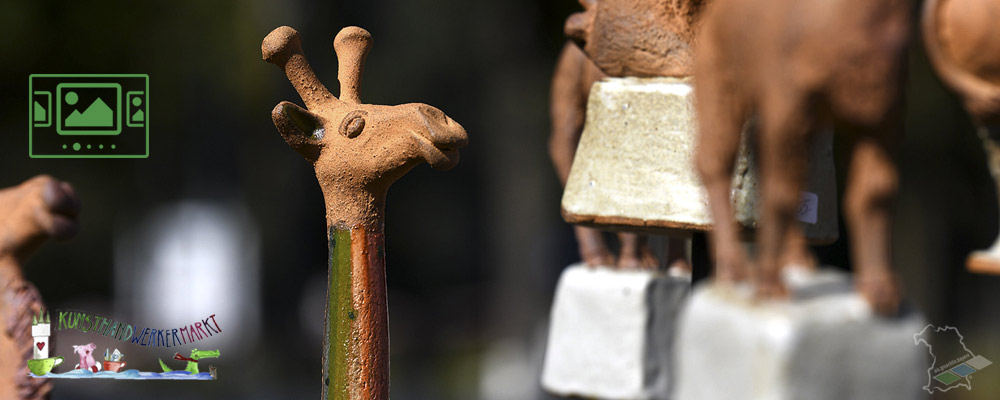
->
29, 74, 148, 158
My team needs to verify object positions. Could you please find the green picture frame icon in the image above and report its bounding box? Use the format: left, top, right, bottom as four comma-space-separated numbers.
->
28, 74, 149, 159
56, 82, 121, 135
32, 91, 52, 128
126, 90, 145, 128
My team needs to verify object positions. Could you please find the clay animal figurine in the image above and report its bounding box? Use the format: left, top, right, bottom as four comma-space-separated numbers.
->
550, 42, 660, 269
263, 25, 467, 399
564, 0, 710, 77
159, 348, 219, 374
693, 0, 910, 315
923, 0, 1000, 274
550, 42, 692, 270
555, 1, 708, 269
72, 343, 101, 372
0, 175, 80, 399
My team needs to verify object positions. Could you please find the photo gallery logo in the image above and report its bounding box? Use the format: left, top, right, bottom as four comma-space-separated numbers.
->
29, 74, 148, 158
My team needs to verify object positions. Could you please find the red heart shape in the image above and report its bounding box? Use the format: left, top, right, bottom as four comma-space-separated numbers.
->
36, 342, 44, 351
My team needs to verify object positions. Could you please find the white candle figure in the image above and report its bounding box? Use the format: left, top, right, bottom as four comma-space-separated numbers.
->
31, 310, 50, 359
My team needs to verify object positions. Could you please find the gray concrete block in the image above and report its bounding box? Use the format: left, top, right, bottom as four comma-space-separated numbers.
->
675, 269, 927, 400
541, 264, 691, 399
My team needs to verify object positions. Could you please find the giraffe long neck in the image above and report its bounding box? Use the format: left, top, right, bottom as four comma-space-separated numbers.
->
323, 223, 389, 400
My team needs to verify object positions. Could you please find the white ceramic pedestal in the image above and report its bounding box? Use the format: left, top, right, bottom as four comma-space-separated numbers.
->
675, 269, 927, 400
542, 264, 691, 399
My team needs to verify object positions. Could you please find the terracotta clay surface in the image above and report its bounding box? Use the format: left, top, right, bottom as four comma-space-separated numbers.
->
0, 175, 80, 400
263, 26, 467, 399
964, 127, 1000, 274
550, 42, 660, 269
694, 0, 910, 315
564, 0, 709, 77
924, 0, 1000, 274
924, 0, 1000, 125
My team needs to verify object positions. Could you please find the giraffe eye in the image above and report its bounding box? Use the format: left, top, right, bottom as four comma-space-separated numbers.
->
339, 110, 367, 138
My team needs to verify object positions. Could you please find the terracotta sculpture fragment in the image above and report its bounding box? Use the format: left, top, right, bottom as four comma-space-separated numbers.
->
693, 0, 910, 314
923, 0, 1000, 274
0, 176, 80, 400
550, 42, 663, 269
564, 0, 709, 77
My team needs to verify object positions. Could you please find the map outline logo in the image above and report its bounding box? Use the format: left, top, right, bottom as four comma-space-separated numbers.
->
913, 324, 992, 394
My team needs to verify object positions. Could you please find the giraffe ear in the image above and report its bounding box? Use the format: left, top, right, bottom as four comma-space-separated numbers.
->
271, 101, 324, 162
565, 10, 593, 45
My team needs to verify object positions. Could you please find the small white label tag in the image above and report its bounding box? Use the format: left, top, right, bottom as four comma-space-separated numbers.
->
797, 192, 818, 224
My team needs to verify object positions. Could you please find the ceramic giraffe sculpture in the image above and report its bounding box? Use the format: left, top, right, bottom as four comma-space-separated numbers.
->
553, 0, 711, 270
262, 26, 468, 399
923, 0, 1000, 274
0, 175, 80, 400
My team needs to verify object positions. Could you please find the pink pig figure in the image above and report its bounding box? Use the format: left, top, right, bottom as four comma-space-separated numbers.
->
72, 343, 102, 372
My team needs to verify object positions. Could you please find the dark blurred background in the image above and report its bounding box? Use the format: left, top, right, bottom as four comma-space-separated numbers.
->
0, 0, 998, 399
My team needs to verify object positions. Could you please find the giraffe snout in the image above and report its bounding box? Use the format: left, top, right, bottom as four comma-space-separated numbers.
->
417, 105, 468, 150
408, 104, 467, 171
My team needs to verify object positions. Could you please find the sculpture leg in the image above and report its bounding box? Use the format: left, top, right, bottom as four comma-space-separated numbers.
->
694, 74, 749, 282
845, 136, 900, 316
550, 43, 611, 269
756, 101, 812, 299
780, 226, 816, 271
967, 126, 1000, 274
574, 226, 615, 267
666, 237, 691, 273
617, 233, 658, 270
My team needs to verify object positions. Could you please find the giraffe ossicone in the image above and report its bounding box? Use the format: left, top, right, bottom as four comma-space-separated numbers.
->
263, 25, 468, 228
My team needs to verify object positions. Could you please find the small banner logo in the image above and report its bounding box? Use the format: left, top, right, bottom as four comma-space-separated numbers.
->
914, 324, 992, 393
29, 74, 149, 158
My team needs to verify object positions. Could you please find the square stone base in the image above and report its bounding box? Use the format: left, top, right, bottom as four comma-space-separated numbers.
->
675, 270, 927, 400
542, 264, 691, 399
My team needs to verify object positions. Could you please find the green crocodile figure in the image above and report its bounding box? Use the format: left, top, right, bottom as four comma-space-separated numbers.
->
159, 348, 219, 374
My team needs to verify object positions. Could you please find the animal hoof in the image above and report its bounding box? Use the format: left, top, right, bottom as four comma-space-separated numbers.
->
581, 249, 615, 268
856, 272, 900, 317
616, 252, 659, 270
712, 246, 749, 283
754, 277, 789, 300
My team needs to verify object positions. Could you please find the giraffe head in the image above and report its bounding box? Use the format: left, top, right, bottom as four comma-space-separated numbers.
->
262, 26, 467, 218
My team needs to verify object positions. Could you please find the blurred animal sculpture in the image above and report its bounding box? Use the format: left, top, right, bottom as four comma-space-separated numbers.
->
555, 0, 710, 269
923, 0, 1000, 274
72, 343, 100, 372
550, 43, 661, 269
263, 26, 467, 399
694, 0, 910, 314
0, 176, 80, 399
564, 0, 709, 77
